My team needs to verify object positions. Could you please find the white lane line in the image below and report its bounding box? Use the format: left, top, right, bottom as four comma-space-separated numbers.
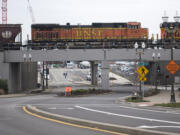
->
75, 105, 180, 125
48, 107, 74, 110
118, 105, 180, 115
137, 125, 180, 129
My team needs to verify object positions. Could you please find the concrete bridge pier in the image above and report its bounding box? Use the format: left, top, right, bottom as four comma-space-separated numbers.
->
20, 62, 37, 92
101, 61, 109, 90
90, 61, 98, 86
0, 52, 38, 93
8, 62, 38, 93
9, 63, 22, 93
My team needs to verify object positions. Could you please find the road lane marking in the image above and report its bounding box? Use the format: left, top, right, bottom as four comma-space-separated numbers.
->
75, 105, 180, 125
138, 125, 180, 129
118, 105, 180, 115
48, 107, 74, 110
22, 106, 127, 135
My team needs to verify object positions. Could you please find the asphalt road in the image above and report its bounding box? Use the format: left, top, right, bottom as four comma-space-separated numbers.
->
0, 91, 180, 135
33, 93, 180, 134
1, 67, 179, 135
0, 94, 122, 135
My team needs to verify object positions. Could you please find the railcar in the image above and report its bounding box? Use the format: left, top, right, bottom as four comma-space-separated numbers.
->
0, 24, 22, 50
0, 24, 22, 44
31, 22, 148, 44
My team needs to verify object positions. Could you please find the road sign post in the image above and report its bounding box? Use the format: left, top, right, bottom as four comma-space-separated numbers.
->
166, 60, 180, 103
135, 42, 146, 100
137, 65, 149, 100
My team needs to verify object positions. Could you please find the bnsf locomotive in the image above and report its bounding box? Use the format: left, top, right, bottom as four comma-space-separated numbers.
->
31, 22, 148, 44
160, 22, 180, 42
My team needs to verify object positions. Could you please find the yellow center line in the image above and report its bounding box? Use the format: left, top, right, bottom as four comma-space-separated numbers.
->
22, 106, 128, 135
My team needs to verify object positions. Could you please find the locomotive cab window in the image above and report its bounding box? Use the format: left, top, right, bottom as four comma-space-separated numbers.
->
128, 25, 139, 29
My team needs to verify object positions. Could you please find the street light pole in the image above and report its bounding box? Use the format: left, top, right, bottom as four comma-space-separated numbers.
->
134, 42, 146, 100
139, 52, 142, 99
162, 11, 178, 103
46, 62, 48, 89
170, 45, 176, 103
169, 13, 178, 103
152, 50, 161, 92
42, 61, 45, 91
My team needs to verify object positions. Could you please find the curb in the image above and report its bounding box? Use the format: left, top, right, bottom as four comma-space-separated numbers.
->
26, 105, 178, 135
0, 94, 32, 98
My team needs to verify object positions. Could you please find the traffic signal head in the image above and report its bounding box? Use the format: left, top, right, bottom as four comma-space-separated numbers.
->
157, 66, 161, 73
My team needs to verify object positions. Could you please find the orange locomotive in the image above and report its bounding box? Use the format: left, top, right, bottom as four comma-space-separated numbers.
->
160, 22, 180, 41
31, 22, 148, 43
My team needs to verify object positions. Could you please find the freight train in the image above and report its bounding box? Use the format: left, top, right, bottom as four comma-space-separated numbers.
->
1, 21, 180, 49
31, 22, 148, 43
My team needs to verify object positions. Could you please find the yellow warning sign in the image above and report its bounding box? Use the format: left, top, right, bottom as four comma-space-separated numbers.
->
139, 76, 147, 82
137, 66, 149, 77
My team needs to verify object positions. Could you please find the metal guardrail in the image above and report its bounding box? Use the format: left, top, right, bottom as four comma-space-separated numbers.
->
1, 40, 180, 51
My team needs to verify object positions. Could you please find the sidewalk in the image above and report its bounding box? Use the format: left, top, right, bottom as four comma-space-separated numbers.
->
134, 91, 180, 107
144, 91, 180, 104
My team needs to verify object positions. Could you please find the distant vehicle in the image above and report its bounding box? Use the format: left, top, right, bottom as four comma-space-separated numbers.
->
79, 61, 90, 69
67, 62, 74, 69
86, 70, 101, 81
86, 72, 91, 81
98, 70, 101, 78
115, 61, 135, 66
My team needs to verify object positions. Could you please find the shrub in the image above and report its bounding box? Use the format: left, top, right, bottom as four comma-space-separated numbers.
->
0, 79, 8, 94
71, 89, 88, 95
126, 97, 148, 102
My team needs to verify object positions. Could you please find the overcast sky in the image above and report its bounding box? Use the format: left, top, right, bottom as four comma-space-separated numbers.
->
4, 0, 180, 40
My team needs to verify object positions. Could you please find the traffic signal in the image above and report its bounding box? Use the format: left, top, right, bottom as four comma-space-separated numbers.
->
157, 65, 161, 73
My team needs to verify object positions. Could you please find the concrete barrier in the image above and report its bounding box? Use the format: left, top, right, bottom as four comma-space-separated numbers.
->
26, 105, 178, 135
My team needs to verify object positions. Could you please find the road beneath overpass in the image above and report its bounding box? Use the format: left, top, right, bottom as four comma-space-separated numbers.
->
0, 91, 180, 135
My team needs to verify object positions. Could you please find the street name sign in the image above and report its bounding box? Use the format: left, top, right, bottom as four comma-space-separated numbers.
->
138, 62, 148, 66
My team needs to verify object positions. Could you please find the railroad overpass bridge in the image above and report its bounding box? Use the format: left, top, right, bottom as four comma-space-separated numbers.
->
1, 48, 180, 93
